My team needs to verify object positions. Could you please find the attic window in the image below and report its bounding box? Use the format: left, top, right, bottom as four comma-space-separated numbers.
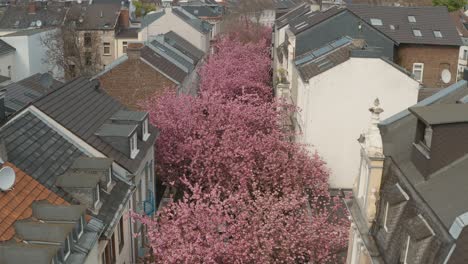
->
414, 121, 432, 158
408, 16, 416, 23
130, 133, 139, 159
370, 18, 383, 26
413, 29, 422, 37
142, 118, 150, 141
433, 30, 443, 38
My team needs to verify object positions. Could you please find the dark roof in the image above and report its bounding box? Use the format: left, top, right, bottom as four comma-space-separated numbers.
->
0, 75, 9, 83
140, 9, 165, 28
296, 37, 365, 80
68, 3, 121, 30
33, 77, 158, 174
0, 3, 68, 29
2, 28, 50, 37
0, 39, 14, 56
275, 2, 310, 28
164, 31, 205, 61
172, 7, 212, 34
0, 111, 132, 235
0, 241, 59, 264
149, 39, 195, 71
15, 73, 63, 94
289, 6, 345, 35
345, 0, 433, 6
181, 5, 221, 18
141, 46, 189, 83
272, 0, 306, 9
449, 10, 468, 38
380, 80, 468, 229
348, 5, 463, 46
116, 28, 138, 39
409, 103, 468, 125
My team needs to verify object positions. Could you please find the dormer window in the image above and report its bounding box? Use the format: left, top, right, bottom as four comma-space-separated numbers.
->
94, 184, 100, 209
130, 133, 139, 159
142, 118, 150, 141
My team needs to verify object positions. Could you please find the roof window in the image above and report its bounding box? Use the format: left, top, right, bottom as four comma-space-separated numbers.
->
389, 24, 395, 30
433, 30, 443, 38
413, 29, 422, 37
370, 18, 383, 26
408, 15, 416, 23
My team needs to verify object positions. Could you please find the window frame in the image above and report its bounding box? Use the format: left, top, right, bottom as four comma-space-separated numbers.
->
412, 29, 422, 37
433, 30, 443, 38
370, 18, 383, 26
408, 15, 416, 23
130, 133, 139, 159
122, 41, 128, 54
142, 118, 150, 141
412, 63, 424, 82
103, 42, 111, 56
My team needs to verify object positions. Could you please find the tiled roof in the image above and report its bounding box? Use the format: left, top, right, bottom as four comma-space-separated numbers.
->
33, 77, 158, 174
289, 6, 345, 35
348, 5, 463, 46
15, 73, 63, 94
116, 28, 139, 39
67, 3, 121, 30
172, 7, 212, 34
0, 163, 68, 241
345, 0, 433, 6
141, 46, 189, 83
164, 31, 205, 62
140, 9, 165, 28
0, 39, 14, 56
0, 3, 68, 29
180, 5, 222, 18
275, 2, 310, 28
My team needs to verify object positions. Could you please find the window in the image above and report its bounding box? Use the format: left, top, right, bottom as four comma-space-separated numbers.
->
370, 18, 383, 26
122, 41, 128, 53
142, 118, 150, 141
85, 52, 92, 66
403, 235, 411, 264
103, 42, 111, 55
107, 168, 113, 187
94, 184, 100, 208
130, 133, 139, 159
412, 29, 422, 37
84, 33, 92, 47
63, 237, 71, 260
408, 15, 416, 23
412, 63, 424, 82
117, 216, 125, 252
383, 202, 389, 232
433, 30, 443, 38
69, 64, 76, 78
463, 49, 468, 60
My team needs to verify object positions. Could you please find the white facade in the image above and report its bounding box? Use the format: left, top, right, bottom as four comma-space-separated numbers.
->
139, 8, 211, 52
0, 29, 63, 81
0, 52, 15, 80
295, 57, 420, 189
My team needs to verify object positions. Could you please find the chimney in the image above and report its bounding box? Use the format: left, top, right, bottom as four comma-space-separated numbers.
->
126, 42, 144, 59
119, 7, 130, 29
28, 1, 36, 14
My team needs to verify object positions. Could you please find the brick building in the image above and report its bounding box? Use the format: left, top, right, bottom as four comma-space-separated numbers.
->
346, 76, 468, 263
95, 32, 204, 110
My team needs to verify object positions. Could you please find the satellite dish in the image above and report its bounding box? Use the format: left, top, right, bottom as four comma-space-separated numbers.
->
0, 166, 15, 191
36, 20, 42, 28
441, 69, 451, 84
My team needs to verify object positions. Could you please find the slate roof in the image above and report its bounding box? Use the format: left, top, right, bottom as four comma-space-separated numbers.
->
0, 3, 68, 29
1, 28, 50, 37
0, 75, 9, 84
149, 39, 195, 72
140, 9, 165, 28
68, 3, 121, 30
181, 5, 221, 18
0, 163, 68, 241
141, 46, 189, 83
116, 28, 139, 39
380, 80, 468, 230
348, 5, 463, 46
164, 31, 205, 61
345, 0, 433, 6
172, 6, 212, 34
0, 39, 14, 56
15, 73, 63, 94
409, 103, 468, 125
0, 111, 132, 236
289, 6, 345, 35
275, 2, 310, 28
272, 0, 306, 9
32, 77, 158, 174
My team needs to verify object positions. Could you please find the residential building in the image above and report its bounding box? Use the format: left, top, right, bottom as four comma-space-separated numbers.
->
449, 10, 468, 81
179, 0, 225, 38
139, 6, 212, 52
346, 77, 468, 263
288, 36, 420, 189
0, 162, 102, 264
115, 28, 139, 58
0, 1, 67, 31
0, 28, 62, 81
0, 77, 158, 263
96, 32, 204, 110
0, 39, 14, 81
343, 0, 433, 6
348, 5, 462, 88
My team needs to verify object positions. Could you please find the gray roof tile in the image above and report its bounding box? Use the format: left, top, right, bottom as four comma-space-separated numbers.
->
0, 39, 14, 56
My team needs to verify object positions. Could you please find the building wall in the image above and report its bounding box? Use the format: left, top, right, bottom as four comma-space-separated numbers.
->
138, 9, 210, 52
1, 35, 29, 81
396, 44, 459, 88
457, 45, 468, 81
99, 58, 177, 110
115, 38, 138, 59
296, 58, 419, 189
100, 30, 118, 68
0, 52, 15, 80
84, 240, 100, 264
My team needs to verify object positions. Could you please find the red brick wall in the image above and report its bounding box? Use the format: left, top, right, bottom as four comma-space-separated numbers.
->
99, 58, 177, 110
396, 44, 459, 88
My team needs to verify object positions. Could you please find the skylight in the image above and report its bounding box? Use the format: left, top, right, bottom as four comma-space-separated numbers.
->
408, 16, 416, 23
433, 30, 443, 38
413, 29, 422, 37
389, 24, 395, 30
370, 18, 383, 26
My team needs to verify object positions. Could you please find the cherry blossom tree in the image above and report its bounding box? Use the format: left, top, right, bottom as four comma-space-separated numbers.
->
131, 183, 349, 263
141, 91, 329, 196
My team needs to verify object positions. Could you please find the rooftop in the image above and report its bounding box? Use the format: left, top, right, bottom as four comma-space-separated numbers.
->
0, 39, 14, 56
172, 6, 212, 34
0, 3, 68, 29
409, 103, 468, 125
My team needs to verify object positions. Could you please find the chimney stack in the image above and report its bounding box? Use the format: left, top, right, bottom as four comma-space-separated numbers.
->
28, 1, 36, 14
126, 42, 144, 59
119, 7, 130, 29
